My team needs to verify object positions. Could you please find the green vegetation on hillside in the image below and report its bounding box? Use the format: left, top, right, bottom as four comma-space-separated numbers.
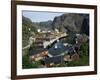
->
22, 13, 89, 68
22, 49, 41, 68
22, 16, 37, 47
67, 42, 89, 66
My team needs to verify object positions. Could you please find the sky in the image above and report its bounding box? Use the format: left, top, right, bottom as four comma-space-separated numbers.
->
22, 11, 65, 22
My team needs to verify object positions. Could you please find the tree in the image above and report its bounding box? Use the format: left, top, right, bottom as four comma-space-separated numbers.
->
67, 42, 89, 66
22, 16, 37, 47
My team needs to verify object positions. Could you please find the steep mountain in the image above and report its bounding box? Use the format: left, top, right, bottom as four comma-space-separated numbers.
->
52, 13, 89, 35
22, 13, 89, 47
39, 20, 52, 30
22, 16, 38, 47
81, 17, 89, 35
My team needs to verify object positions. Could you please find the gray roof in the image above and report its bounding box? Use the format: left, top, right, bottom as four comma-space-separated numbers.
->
43, 55, 64, 64
68, 47, 75, 54
48, 42, 75, 56
29, 47, 47, 56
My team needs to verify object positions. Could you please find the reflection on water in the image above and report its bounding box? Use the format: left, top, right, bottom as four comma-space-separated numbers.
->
48, 41, 72, 56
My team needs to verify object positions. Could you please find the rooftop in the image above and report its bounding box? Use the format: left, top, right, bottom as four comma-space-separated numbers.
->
43, 55, 64, 64
48, 43, 75, 56
29, 47, 48, 56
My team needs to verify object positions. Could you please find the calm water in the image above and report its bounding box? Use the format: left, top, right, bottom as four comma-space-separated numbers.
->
48, 41, 72, 56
